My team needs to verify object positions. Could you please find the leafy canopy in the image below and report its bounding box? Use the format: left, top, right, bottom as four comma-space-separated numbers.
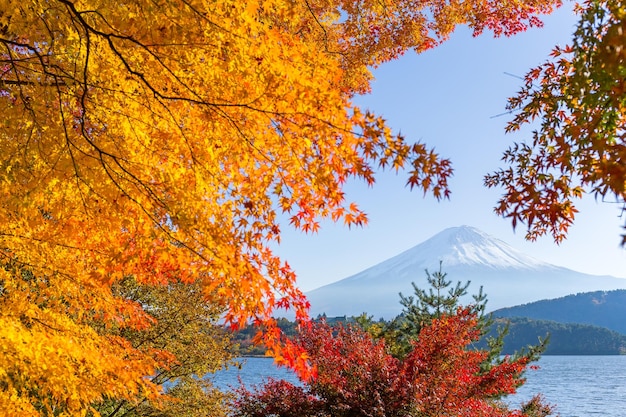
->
1, 0, 561, 413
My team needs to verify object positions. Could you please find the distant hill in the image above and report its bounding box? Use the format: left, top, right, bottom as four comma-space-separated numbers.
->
304, 226, 626, 319
483, 317, 626, 355
492, 290, 626, 335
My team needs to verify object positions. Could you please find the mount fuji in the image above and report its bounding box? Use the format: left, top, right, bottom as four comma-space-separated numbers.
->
304, 226, 626, 319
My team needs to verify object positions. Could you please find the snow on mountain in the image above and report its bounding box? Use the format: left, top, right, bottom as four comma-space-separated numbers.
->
303, 226, 626, 319
398, 225, 552, 270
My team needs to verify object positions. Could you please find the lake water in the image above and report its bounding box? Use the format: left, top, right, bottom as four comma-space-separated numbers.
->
211, 356, 626, 416
510, 356, 626, 416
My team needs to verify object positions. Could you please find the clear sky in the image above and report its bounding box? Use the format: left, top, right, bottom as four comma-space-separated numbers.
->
275, 3, 626, 292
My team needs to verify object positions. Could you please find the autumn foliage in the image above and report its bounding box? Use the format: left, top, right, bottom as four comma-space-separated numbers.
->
486, 0, 626, 244
0, 0, 563, 414
232, 309, 552, 417
92, 278, 234, 417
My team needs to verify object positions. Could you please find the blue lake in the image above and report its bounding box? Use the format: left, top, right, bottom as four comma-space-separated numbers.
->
211, 355, 626, 416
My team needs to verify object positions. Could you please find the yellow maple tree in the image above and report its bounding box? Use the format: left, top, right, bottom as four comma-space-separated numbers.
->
0, 0, 561, 414
93, 278, 233, 417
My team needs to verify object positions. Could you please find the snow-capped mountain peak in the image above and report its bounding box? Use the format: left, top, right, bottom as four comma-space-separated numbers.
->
303, 225, 626, 319
405, 225, 552, 270
345, 226, 553, 284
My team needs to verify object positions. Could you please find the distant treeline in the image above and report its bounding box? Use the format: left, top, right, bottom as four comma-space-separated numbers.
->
483, 317, 626, 355
232, 316, 358, 356
231, 314, 626, 356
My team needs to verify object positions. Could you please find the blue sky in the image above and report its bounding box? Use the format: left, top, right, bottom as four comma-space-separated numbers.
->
276, 3, 626, 292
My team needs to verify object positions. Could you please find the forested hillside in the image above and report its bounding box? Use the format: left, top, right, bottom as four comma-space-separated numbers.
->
493, 290, 626, 334
484, 317, 626, 355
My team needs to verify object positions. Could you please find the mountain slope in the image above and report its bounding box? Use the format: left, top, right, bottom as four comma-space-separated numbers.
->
305, 226, 626, 319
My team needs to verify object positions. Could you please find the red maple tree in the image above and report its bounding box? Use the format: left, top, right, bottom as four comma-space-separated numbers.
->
232, 308, 554, 417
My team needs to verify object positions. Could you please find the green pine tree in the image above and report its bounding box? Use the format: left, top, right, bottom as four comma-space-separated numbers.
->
359, 262, 548, 378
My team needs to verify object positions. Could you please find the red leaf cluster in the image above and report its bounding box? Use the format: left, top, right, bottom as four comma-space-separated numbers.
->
232, 308, 550, 417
